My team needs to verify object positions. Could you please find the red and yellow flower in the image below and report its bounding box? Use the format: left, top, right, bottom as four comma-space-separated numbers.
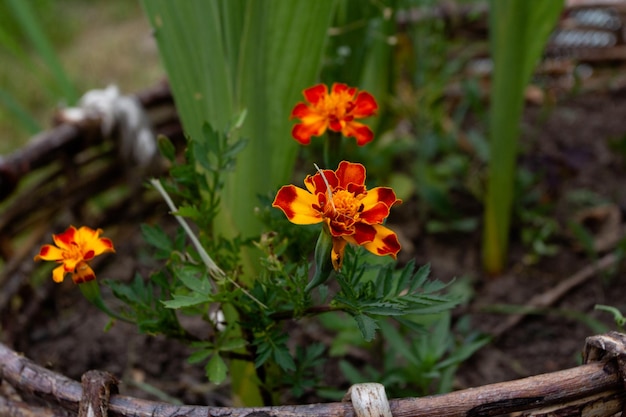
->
291, 83, 378, 146
273, 161, 401, 270
34, 225, 115, 284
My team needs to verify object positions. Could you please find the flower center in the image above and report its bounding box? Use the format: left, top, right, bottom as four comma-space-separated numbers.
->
63, 242, 84, 262
318, 91, 354, 120
324, 189, 363, 223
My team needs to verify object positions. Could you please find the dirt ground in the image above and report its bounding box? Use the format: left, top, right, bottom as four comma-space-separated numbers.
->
2, 82, 626, 408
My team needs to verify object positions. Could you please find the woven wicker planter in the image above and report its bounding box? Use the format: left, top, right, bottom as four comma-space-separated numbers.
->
1, 332, 626, 417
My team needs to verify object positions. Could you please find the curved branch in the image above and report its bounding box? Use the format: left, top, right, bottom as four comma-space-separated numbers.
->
1, 340, 625, 417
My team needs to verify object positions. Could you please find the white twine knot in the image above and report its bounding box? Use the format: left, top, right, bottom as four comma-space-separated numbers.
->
343, 383, 393, 417
59, 85, 158, 169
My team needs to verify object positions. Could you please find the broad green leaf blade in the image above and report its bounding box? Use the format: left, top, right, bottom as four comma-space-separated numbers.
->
142, 2, 336, 406
222, 0, 337, 242
482, 0, 563, 274
142, 1, 336, 277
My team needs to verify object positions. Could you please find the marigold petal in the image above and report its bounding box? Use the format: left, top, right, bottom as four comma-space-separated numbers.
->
342, 122, 374, 146
328, 119, 344, 132
292, 120, 327, 145
326, 217, 355, 237
335, 161, 366, 189
360, 201, 391, 225
63, 257, 80, 273
72, 226, 114, 258
73, 261, 96, 284
87, 238, 115, 259
52, 226, 77, 250
362, 187, 401, 210
331, 83, 355, 97
331, 237, 348, 271
303, 84, 328, 104
76, 225, 100, 239
305, 169, 339, 195
273, 185, 322, 225
292, 126, 312, 145
352, 91, 378, 118
348, 223, 377, 245
290, 102, 314, 119
353, 223, 401, 259
52, 265, 66, 283
34, 244, 64, 262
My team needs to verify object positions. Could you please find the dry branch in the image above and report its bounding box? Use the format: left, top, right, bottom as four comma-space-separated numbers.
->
491, 251, 620, 338
2, 333, 626, 417
0, 396, 72, 417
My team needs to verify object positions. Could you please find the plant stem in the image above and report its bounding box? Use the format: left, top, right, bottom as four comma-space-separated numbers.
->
324, 130, 342, 168
270, 305, 341, 321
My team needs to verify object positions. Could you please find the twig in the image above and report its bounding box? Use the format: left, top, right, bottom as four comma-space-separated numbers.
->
491, 251, 619, 338
2, 334, 626, 417
78, 370, 119, 417
149, 178, 267, 309
0, 396, 70, 417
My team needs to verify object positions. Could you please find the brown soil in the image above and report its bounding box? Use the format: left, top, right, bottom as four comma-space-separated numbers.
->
3, 85, 626, 407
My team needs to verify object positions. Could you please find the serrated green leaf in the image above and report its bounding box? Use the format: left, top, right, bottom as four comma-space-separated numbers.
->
187, 348, 214, 364
339, 360, 367, 384
362, 304, 403, 316
354, 314, 378, 342
408, 263, 431, 292
172, 265, 212, 296
254, 344, 272, 368
157, 135, 176, 161
403, 302, 458, 315
436, 336, 491, 370
379, 320, 420, 365
223, 138, 248, 160
219, 338, 248, 352
273, 346, 296, 372
162, 294, 208, 309
206, 354, 228, 384
174, 205, 202, 220
150, 270, 169, 289
140, 223, 173, 253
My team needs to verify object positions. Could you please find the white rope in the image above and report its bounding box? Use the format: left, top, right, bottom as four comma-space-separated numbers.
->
343, 383, 393, 417
59, 85, 158, 169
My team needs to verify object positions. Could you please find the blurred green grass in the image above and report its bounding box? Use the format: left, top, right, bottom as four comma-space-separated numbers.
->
0, 0, 163, 154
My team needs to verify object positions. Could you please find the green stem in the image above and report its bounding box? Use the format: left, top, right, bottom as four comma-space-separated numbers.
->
305, 228, 335, 292
324, 130, 342, 168
595, 304, 626, 328
270, 304, 341, 321
79, 280, 133, 324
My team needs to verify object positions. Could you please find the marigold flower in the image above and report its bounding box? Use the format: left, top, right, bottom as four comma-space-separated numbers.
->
273, 161, 401, 270
291, 83, 378, 146
34, 225, 115, 284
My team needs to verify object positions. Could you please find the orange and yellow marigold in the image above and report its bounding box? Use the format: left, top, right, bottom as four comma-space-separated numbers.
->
273, 161, 401, 270
291, 83, 378, 146
34, 225, 115, 284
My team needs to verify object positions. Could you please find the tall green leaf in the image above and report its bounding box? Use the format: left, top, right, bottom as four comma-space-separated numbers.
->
142, 1, 335, 275
141, 1, 336, 406
482, 0, 563, 274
